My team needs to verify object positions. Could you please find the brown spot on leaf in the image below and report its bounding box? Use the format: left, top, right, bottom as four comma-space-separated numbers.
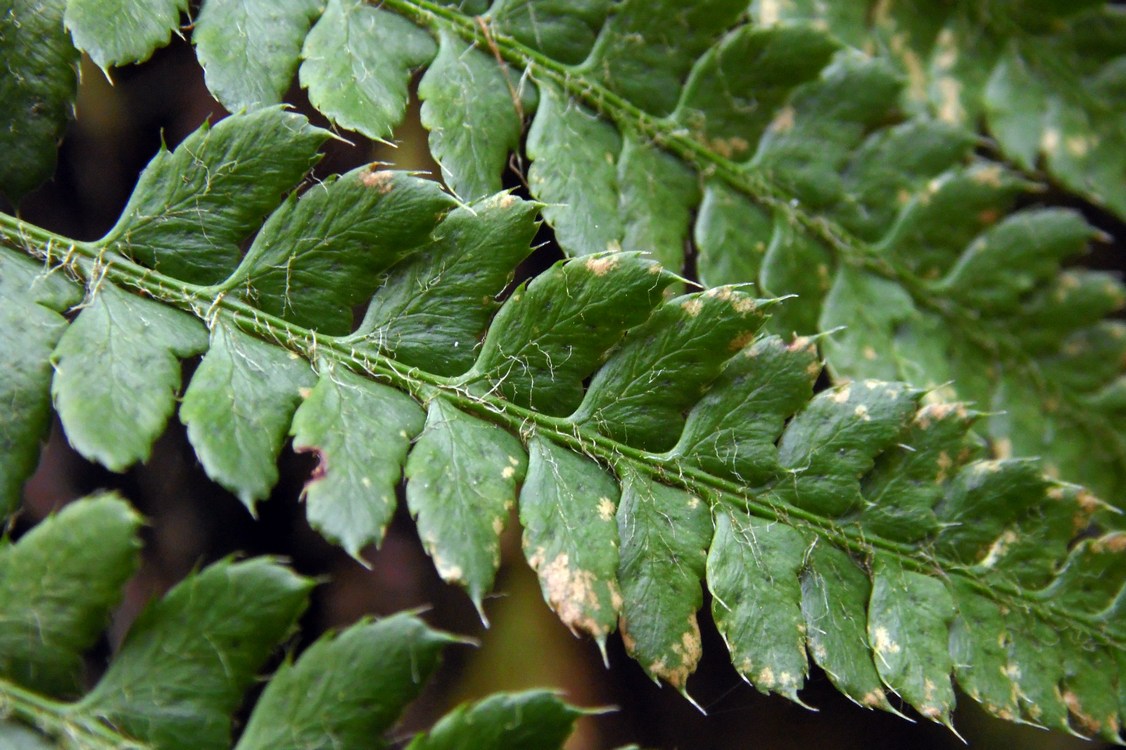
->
529, 551, 616, 638
585, 256, 619, 276
362, 168, 395, 193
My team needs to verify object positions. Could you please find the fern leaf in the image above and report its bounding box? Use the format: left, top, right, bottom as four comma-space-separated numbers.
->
1, 110, 1122, 740
101, 106, 329, 284
406, 398, 527, 617
0, 494, 142, 698
755, 1, 1126, 220
193, 0, 322, 111
224, 165, 454, 333
0, 0, 78, 203
0, 252, 81, 515
520, 436, 622, 652
241, 0, 1126, 504
404, 690, 590, 749
0, 494, 574, 749
299, 0, 437, 142
51, 282, 208, 472
180, 321, 315, 511
64, 0, 187, 73
290, 364, 425, 559
234, 615, 463, 750
76, 558, 312, 750
354, 193, 540, 376
419, 30, 525, 201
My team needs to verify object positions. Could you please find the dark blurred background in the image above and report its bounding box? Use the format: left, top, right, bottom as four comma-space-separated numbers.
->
9, 21, 1122, 750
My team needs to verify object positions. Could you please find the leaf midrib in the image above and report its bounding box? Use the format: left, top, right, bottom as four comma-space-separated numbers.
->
2, 213, 1117, 654
380, 0, 1126, 485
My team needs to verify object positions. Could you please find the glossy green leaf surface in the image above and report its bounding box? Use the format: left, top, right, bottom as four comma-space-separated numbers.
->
355, 193, 538, 376
79, 558, 312, 750
300, 0, 437, 140
617, 469, 711, 691
0, 0, 78, 202
406, 398, 527, 615
419, 31, 523, 201
194, 0, 323, 111
236, 614, 460, 750
466, 251, 672, 415
0, 494, 141, 697
406, 690, 587, 750
51, 281, 207, 472
100, 107, 329, 284
227, 167, 454, 333
65, 0, 187, 71
290, 364, 425, 558
520, 436, 621, 650
0, 249, 81, 514
180, 321, 315, 510
1, 103, 1122, 743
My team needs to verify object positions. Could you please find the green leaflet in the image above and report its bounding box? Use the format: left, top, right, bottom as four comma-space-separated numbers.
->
180, 321, 315, 510
760, 1, 1126, 219
290, 364, 425, 558
405, 398, 527, 616
1005, 606, 1071, 732
520, 436, 621, 651
708, 512, 810, 704
194, 0, 323, 111
868, 556, 957, 727
64, 0, 187, 72
51, 281, 208, 472
800, 544, 895, 712
694, 182, 773, 287
406, 690, 587, 750
225, 166, 454, 334
673, 25, 838, 158
580, 0, 745, 117
78, 558, 313, 750
0, 249, 81, 515
934, 459, 1047, 564
617, 469, 711, 692
355, 193, 539, 376
936, 209, 1095, 311
235, 614, 462, 750
0, 494, 141, 697
949, 581, 1020, 722
526, 84, 623, 257
419, 31, 523, 202
775, 380, 920, 517
300, 0, 437, 141
100, 107, 329, 285
759, 213, 833, 336
572, 287, 772, 451
617, 139, 699, 273
0, 492, 572, 749
672, 334, 820, 486
464, 251, 673, 415
1062, 628, 1121, 743
0, 0, 78, 202
859, 401, 983, 544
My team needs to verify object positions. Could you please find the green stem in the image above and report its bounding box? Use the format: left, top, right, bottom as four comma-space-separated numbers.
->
0, 679, 147, 750
0, 211, 1118, 652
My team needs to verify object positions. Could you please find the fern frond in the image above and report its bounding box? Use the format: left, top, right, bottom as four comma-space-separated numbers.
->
0, 494, 586, 749
4, 1, 1123, 501
1, 110, 1121, 739
753, 0, 1126, 221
